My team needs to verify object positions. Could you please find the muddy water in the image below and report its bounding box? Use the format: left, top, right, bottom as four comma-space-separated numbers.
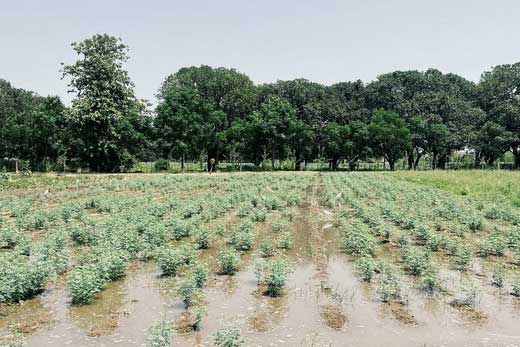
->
3, 206, 520, 346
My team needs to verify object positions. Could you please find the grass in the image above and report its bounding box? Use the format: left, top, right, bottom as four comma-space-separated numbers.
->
387, 170, 520, 208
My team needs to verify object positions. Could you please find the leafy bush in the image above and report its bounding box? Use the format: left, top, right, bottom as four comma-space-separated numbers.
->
421, 267, 441, 294
401, 247, 431, 276
178, 278, 198, 308
0, 226, 25, 249
251, 209, 267, 222
512, 280, 520, 297
67, 264, 104, 305
216, 249, 241, 275
259, 240, 276, 258
454, 244, 472, 271
214, 323, 244, 347
155, 246, 196, 276
341, 222, 375, 257
355, 256, 376, 282
154, 159, 170, 172
255, 256, 291, 297
230, 222, 253, 251
69, 224, 95, 246
147, 320, 173, 347
491, 263, 505, 287
188, 263, 209, 288
377, 263, 402, 303
478, 231, 507, 257
0, 254, 49, 303
194, 227, 210, 249
277, 231, 293, 249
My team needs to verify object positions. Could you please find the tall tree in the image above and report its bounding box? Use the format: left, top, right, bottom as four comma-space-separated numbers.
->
368, 109, 411, 171
62, 34, 147, 172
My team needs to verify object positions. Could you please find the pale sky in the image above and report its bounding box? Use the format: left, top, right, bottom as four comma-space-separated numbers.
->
1, 0, 520, 104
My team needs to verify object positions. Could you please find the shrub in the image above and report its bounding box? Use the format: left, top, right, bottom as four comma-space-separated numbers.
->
251, 209, 267, 222
259, 240, 276, 258
178, 278, 198, 308
491, 263, 505, 288
69, 224, 95, 246
230, 222, 253, 251
194, 228, 210, 249
421, 267, 441, 294
355, 256, 376, 282
401, 247, 431, 276
454, 244, 472, 271
214, 323, 244, 347
277, 231, 293, 250
341, 222, 375, 257
512, 280, 520, 297
67, 264, 104, 305
0, 254, 49, 303
188, 263, 209, 288
0, 226, 25, 249
154, 159, 170, 172
148, 320, 173, 347
256, 256, 291, 297
459, 279, 481, 307
377, 263, 402, 303
478, 231, 507, 257
156, 246, 196, 276
95, 249, 129, 281
216, 249, 241, 275
172, 220, 196, 240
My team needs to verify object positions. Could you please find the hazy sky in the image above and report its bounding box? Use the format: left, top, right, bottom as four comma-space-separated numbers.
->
2, 0, 520, 104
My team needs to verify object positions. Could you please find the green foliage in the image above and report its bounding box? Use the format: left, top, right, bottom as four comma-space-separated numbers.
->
355, 256, 377, 282
155, 246, 196, 276
216, 248, 241, 275
178, 277, 198, 308
377, 263, 403, 303
147, 320, 173, 347
230, 221, 253, 251
478, 231, 507, 257
194, 227, 210, 249
255, 256, 291, 297
259, 240, 276, 258
67, 264, 104, 305
0, 254, 49, 303
188, 263, 209, 288
214, 323, 244, 347
341, 222, 375, 257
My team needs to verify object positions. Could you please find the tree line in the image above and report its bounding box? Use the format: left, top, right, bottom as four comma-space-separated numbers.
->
1, 34, 520, 172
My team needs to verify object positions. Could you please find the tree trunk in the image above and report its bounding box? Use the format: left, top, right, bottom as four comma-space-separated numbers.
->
207, 148, 218, 172
407, 151, 414, 170
331, 156, 339, 171
181, 153, 185, 172
388, 159, 395, 171
513, 143, 520, 169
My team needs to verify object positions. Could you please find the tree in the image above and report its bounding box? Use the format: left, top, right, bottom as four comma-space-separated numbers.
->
479, 63, 520, 168
159, 66, 256, 170
368, 109, 411, 170
472, 122, 513, 166
62, 34, 147, 172
239, 96, 299, 169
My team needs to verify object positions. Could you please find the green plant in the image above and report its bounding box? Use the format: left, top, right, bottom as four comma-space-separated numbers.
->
256, 256, 291, 297
147, 320, 173, 347
512, 279, 520, 297
178, 278, 198, 308
341, 222, 375, 257
355, 256, 376, 282
214, 323, 244, 347
67, 264, 104, 305
376, 263, 402, 303
230, 222, 253, 251
454, 244, 472, 271
491, 263, 505, 288
216, 248, 241, 275
277, 231, 293, 249
188, 263, 209, 288
155, 246, 196, 276
0, 254, 49, 303
421, 267, 441, 294
478, 231, 507, 257
401, 247, 431, 276
259, 240, 276, 257
194, 228, 210, 249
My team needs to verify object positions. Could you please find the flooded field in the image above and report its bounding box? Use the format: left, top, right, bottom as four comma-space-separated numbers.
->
1, 172, 520, 347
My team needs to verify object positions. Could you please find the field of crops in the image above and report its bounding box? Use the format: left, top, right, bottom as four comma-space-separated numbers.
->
1, 172, 520, 347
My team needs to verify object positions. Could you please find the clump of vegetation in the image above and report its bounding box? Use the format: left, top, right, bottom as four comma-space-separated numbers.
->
454, 244, 473, 271
178, 277, 198, 308
341, 221, 375, 257
376, 263, 403, 303
147, 320, 173, 347
216, 248, 241, 275
251, 209, 267, 222
230, 222, 253, 250
259, 240, 277, 257
188, 263, 209, 288
277, 231, 293, 249
421, 267, 441, 294
0, 254, 49, 303
401, 247, 431, 276
355, 256, 377, 282
255, 256, 291, 297
511, 279, 520, 297
478, 231, 507, 257
67, 264, 104, 305
155, 246, 196, 276
459, 279, 481, 307
194, 227, 210, 249
491, 263, 506, 288
214, 323, 244, 347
